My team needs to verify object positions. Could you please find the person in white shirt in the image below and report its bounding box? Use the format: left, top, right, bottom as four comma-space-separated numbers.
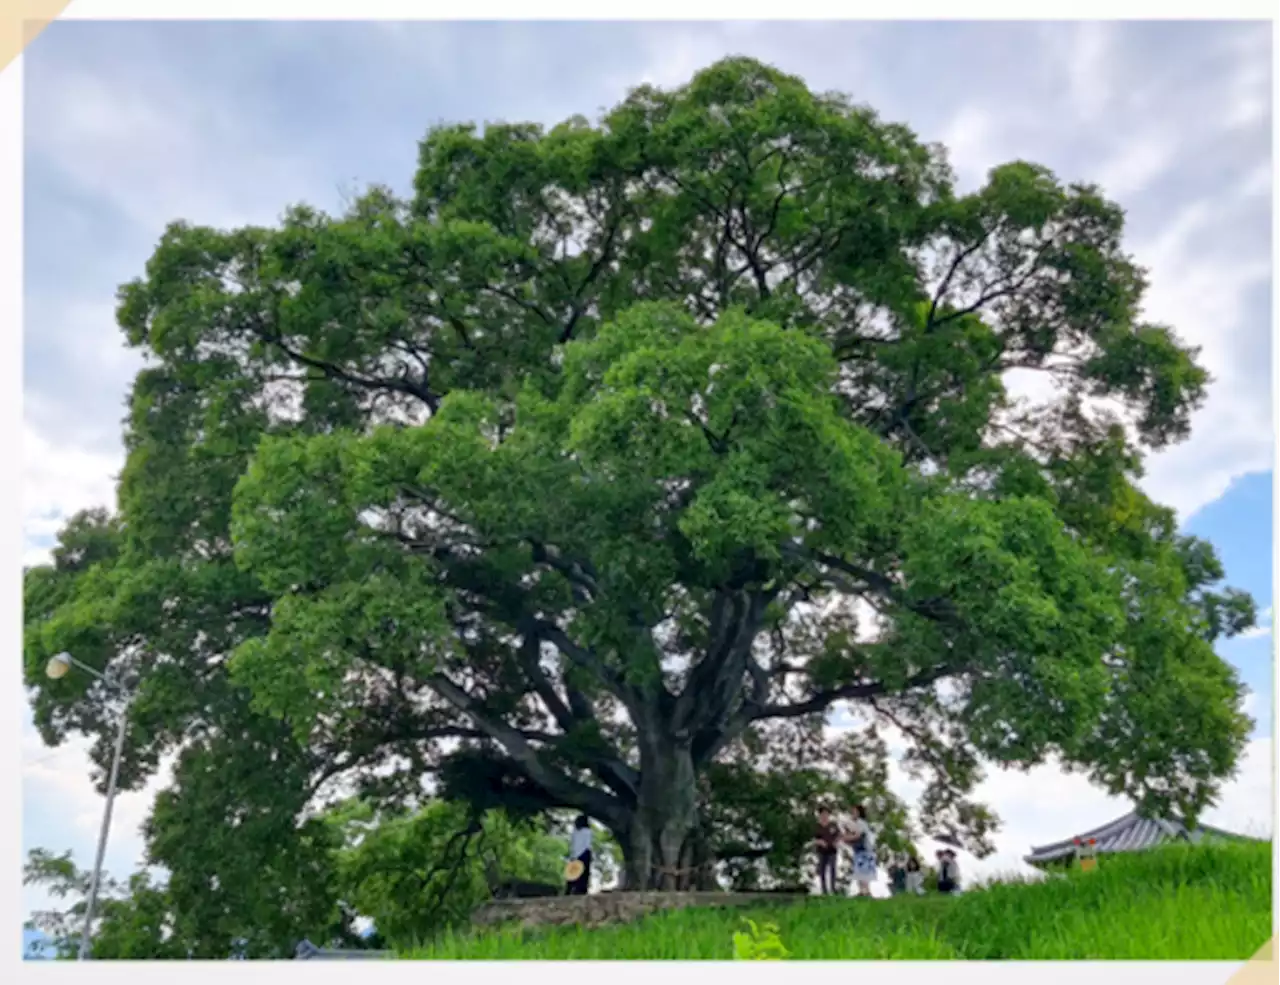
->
842, 804, 877, 898
565, 815, 594, 895
904, 856, 926, 895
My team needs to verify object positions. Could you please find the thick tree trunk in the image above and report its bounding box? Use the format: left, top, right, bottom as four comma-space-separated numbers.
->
689, 821, 719, 891
618, 736, 706, 891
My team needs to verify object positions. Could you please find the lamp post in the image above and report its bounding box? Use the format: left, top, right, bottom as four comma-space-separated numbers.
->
45, 653, 130, 962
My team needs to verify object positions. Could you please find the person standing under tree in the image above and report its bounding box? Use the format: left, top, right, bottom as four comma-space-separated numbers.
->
843, 804, 877, 898
936, 849, 961, 895
813, 806, 841, 895
904, 856, 926, 896
887, 856, 907, 896
564, 815, 593, 896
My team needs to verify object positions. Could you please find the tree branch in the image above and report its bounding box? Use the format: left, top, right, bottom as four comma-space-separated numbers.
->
253, 310, 441, 413
427, 672, 624, 825
509, 623, 639, 801
747, 662, 962, 722
528, 540, 599, 602
783, 541, 961, 626
678, 588, 778, 763
534, 621, 638, 711
560, 206, 625, 344
926, 235, 991, 330
515, 626, 574, 729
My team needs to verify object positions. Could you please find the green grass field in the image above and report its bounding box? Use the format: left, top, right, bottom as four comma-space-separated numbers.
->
404, 840, 1273, 960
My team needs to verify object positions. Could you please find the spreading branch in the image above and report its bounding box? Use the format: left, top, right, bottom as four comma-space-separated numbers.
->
426, 672, 625, 826
747, 661, 963, 722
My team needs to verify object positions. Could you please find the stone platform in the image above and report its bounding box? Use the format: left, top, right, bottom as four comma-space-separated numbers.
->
472, 890, 807, 931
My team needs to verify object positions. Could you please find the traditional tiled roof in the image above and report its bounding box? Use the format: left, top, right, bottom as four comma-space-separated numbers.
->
1023, 811, 1257, 867
294, 939, 390, 960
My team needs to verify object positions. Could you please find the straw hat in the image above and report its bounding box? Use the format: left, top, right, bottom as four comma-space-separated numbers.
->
564, 859, 586, 882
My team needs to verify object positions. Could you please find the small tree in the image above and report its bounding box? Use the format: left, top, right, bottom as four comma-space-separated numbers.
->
332, 801, 565, 948
23, 849, 188, 960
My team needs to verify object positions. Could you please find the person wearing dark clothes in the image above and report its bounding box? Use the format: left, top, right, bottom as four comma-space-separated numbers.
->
565, 815, 593, 896
888, 858, 907, 895
935, 849, 961, 895
814, 807, 841, 895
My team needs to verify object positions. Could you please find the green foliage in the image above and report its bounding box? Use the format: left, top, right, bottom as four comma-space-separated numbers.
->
732, 918, 789, 959
24, 848, 95, 959
89, 873, 193, 960
331, 802, 565, 949
706, 720, 918, 889
24, 849, 191, 960
24, 54, 1254, 912
23, 799, 561, 958
136, 692, 354, 958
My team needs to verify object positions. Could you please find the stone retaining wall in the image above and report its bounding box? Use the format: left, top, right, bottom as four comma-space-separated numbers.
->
472, 891, 806, 931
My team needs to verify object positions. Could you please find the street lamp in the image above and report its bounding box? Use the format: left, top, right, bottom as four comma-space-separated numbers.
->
45, 653, 73, 680
44, 652, 131, 962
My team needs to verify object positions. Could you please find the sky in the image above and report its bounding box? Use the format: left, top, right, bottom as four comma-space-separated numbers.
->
19, 19, 1274, 927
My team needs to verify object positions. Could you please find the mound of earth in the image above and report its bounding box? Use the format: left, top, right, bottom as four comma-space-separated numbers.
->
472, 890, 807, 931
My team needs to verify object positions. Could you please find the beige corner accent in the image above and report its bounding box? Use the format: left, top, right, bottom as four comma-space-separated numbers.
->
1, 1, 74, 76
1225, 937, 1277, 985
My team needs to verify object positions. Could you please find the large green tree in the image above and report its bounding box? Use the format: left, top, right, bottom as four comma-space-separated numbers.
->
25, 58, 1253, 894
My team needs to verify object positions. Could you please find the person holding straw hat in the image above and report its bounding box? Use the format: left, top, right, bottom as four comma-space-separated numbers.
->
564, 814, 594, 895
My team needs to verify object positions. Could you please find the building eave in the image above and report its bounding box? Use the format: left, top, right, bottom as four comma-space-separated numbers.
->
1023, 810, 1265, 868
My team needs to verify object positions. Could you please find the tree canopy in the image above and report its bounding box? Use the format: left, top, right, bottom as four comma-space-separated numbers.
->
25, 56, 1253, 905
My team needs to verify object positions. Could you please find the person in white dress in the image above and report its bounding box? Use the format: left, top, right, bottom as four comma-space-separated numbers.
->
904, 856, 926, 895
842, 804, 877, 897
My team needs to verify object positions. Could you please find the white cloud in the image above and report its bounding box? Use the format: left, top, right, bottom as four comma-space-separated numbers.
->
22, 422, 124, 567
968, 739, 1272, 877
1237, 162, 1272, 201
1093, 130, 1178, 200
1220, 27, 1271, 132
1133, 187, 1272, 518
358, 21, 466, 84
22, 33, 341, 566
1064, 21, 1119, 123
24, 298, 144, 457
21, 705, 174, 921
939, 105, 1002, 192
27, 60, 332, 239
627, 32, 728, 91
919, 42, 1268, 524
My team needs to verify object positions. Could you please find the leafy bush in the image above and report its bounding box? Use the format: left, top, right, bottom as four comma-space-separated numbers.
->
334, 801, 566, 949
732, 918, 789, 960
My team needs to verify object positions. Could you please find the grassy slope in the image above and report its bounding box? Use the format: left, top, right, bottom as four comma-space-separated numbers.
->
405, 840, 1273, 960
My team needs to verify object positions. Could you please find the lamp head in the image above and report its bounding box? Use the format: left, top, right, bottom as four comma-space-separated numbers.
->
45, 653, 73, 681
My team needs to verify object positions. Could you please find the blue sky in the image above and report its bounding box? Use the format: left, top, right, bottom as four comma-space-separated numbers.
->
22, 927, 53, 960
20, 19, 1273, 925
1184, 471, 1273, 738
